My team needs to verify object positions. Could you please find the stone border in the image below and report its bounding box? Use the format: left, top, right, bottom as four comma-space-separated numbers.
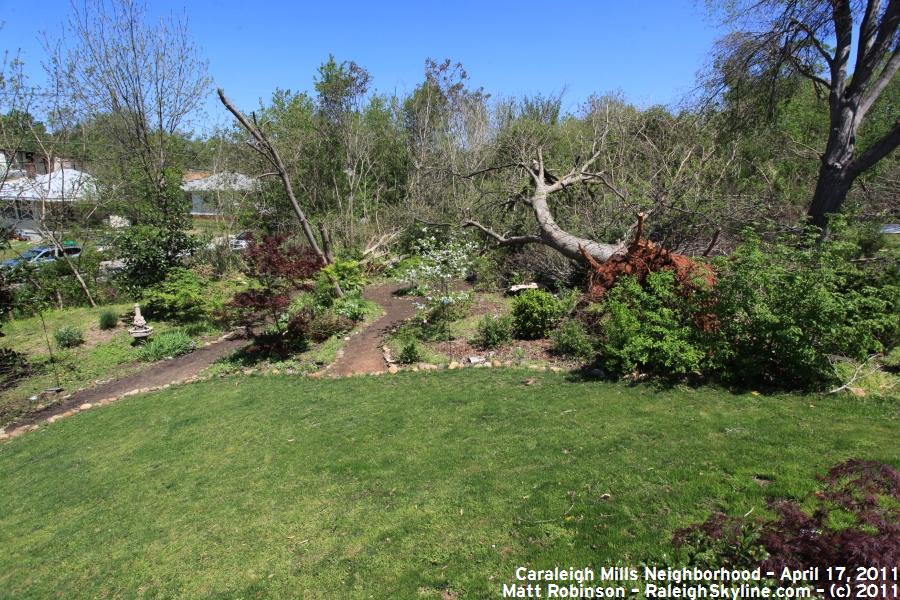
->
0, 355, 566, 442
0, 332, 239, 443
0, 379, 197, 441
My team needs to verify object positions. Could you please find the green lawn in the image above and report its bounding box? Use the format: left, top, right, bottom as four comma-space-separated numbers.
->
0, 370, 896, 599
0, 305, 221, 426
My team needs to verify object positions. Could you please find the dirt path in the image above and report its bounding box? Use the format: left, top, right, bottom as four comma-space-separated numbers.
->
3, 283, 414, 436
6, 335, 248, 431
325, 283, 417, 377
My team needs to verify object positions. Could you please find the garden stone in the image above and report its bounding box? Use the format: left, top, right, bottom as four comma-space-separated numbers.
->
79, 403, 92, 410
467, 356, 485, 365
388, 365, 399, 374
507, 283, 539, 295
448, 361, 461, 370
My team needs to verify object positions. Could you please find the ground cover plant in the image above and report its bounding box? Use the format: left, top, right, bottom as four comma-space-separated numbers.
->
673, 459, 900, 598
0, 369, 896, 598
137, 329, 196, 361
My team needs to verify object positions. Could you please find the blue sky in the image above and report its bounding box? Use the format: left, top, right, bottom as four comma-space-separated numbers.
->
1, 0, 724, 132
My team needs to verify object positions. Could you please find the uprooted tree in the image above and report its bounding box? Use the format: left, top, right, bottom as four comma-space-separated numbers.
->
463, 147, 716, 296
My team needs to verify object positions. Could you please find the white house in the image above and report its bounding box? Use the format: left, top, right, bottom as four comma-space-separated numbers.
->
0, 168, 98, 235
181, 171, 257, 217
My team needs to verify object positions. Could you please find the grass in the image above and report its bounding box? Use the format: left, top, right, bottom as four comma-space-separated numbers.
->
0, 369, 896, 599
0, 239, 32, 260
0, 305, 222, 426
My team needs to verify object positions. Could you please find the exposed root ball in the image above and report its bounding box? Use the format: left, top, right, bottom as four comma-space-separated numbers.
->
580, 240, 715, 301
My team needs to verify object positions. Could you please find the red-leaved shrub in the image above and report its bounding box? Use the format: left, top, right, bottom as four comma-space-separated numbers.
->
673, 460, 900, 600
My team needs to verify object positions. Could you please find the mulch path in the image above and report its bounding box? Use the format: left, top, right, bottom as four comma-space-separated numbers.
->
4, 335, 248, 432
324, 283, 417, 377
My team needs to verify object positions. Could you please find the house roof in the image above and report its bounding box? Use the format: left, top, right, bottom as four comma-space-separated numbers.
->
0, 168, 97, 202
180, 171, 258, 192
182, 170, 213, 182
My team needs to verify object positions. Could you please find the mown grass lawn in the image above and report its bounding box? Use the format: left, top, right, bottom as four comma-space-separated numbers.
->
0, 370, 896, 599
0, 305, 221, 427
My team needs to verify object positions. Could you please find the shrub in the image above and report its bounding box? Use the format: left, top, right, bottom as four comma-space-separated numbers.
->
673, 460, 900, 595
706, 229, 900, 389
314, 259, 366, 304
113, 224, 198, 293
7, 247, 108, 315
511, 289, 564, 339
470, 253, 503, 291
551, 318, 595, 360
472, 314, 513, 349
306, 311, 353, 342
331, 290, 369, 322
98, 309, 119, 330
397, 341, 422, 364
402, 235, 477, 301
54, 326, 84, 349
593, 272, 706, 377
0, 348, 31, 391
142, 268, 208, 323
882, 347, 900, 372
226, 235, 322, 336
585, 224, 900, 388
138, 329, 195, 361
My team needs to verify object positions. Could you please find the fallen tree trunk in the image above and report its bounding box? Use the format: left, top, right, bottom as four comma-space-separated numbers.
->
463, 150, 627, 264
464, 152, 712, 297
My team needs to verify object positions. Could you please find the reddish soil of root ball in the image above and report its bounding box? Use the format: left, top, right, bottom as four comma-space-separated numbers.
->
580, 240, 716, 302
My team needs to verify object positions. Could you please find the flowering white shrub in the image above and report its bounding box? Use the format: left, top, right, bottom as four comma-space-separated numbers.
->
403, 233, 477, 336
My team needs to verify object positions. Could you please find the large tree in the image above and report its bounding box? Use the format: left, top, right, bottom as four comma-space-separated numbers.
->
49, 0, 210, 226
708, 0, 900, 230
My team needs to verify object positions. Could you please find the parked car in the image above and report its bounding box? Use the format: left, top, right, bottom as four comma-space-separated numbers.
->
1, 243, 83, 270
230, 231, 251, 251
206, 231, 251, 252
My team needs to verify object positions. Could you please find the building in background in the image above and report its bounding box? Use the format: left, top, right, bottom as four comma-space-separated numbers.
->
0, 168, 97, 238
181, 171, 258, 218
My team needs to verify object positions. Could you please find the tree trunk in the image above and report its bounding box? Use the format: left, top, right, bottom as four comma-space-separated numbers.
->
531, 190, 626, 262
807, 99, 857, 232
808, 163, 853, 231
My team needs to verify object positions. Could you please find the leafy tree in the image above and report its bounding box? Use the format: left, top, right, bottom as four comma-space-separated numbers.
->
705, 0, 900, 230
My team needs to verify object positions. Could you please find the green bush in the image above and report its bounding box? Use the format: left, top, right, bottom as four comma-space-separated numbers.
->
472, 314, 514, 349
594, 272, 706, 377
588, 224, 900, 389
142, 268, 208, 323
385, 256, 424, 283
511, 289, 564, 339
54, 325, 85, 349
470, 253, 503, 291
113, 224, 198, 293
552, 318, 595, 360
0, 348, 31, 390
314, 259, 366, 305
306, 311, 353, 342
8, 246, 110, 316
138, 329, 195, 361
98, 309, 119, 330
331, 291, 369, 322
397, 341, 422, 365
707, 230, 900, 389
882, 347, 900, 372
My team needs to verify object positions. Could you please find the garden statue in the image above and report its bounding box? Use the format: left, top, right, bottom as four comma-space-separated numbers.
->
128, 303, 153, 339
